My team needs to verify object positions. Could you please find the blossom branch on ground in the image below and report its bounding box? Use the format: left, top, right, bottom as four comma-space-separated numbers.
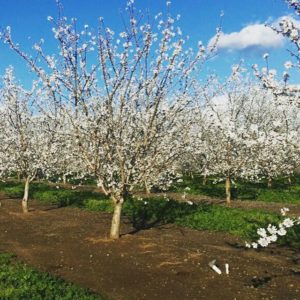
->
245, 208, 300, 249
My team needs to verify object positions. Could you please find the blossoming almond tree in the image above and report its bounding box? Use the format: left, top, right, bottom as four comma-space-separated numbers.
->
255, 110, 300, 187
0, 68, 56, 212
1, 1, 218, 238
62, 3, 215, 239
190, 64, 299, 202
192, 74, 267, 203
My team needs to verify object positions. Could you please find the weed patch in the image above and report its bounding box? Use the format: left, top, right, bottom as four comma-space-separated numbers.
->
0, 253, 104, 299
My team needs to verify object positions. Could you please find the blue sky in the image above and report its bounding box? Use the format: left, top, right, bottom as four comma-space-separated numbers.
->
0, 0, 298, 86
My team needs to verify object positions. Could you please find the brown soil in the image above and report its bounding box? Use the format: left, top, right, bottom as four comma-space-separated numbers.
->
0, 197, 300, 300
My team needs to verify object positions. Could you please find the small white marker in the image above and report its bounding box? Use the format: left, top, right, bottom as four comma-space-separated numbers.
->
225, 263, 229, 274
209, 260, 222, 275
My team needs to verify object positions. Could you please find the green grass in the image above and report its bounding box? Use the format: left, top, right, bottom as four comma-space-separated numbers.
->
0, 253, 104, 300
171, 174, 300, 204
176, 205, 281, 239
0, 181, 109, 207
82, 199, 114, 213
256, 189, 300, 204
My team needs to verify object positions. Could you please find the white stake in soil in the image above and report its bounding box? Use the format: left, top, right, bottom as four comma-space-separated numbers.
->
209, 260, 222, 275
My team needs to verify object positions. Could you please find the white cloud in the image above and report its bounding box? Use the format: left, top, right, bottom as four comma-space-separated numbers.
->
209, 23, 285, 52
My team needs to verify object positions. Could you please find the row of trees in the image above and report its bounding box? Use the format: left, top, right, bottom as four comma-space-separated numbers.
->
0, 0, 299, 238
189, 74, 300, 202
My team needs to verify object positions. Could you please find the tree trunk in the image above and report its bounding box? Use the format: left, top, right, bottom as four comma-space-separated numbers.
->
267, 177, 272, 188
22, 177, 30, 213
225, 176, 231, 204
288, 176, 292, 185
110, 198, 124, 239
63, 174, 67, 185
144, 181, 151, 194
202, 174, 207, 185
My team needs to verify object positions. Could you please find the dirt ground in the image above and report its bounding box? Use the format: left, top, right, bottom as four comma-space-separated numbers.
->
0, 197, 299, 300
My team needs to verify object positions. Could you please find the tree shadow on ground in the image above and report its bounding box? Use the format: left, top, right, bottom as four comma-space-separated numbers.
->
123, 198, 209, 235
